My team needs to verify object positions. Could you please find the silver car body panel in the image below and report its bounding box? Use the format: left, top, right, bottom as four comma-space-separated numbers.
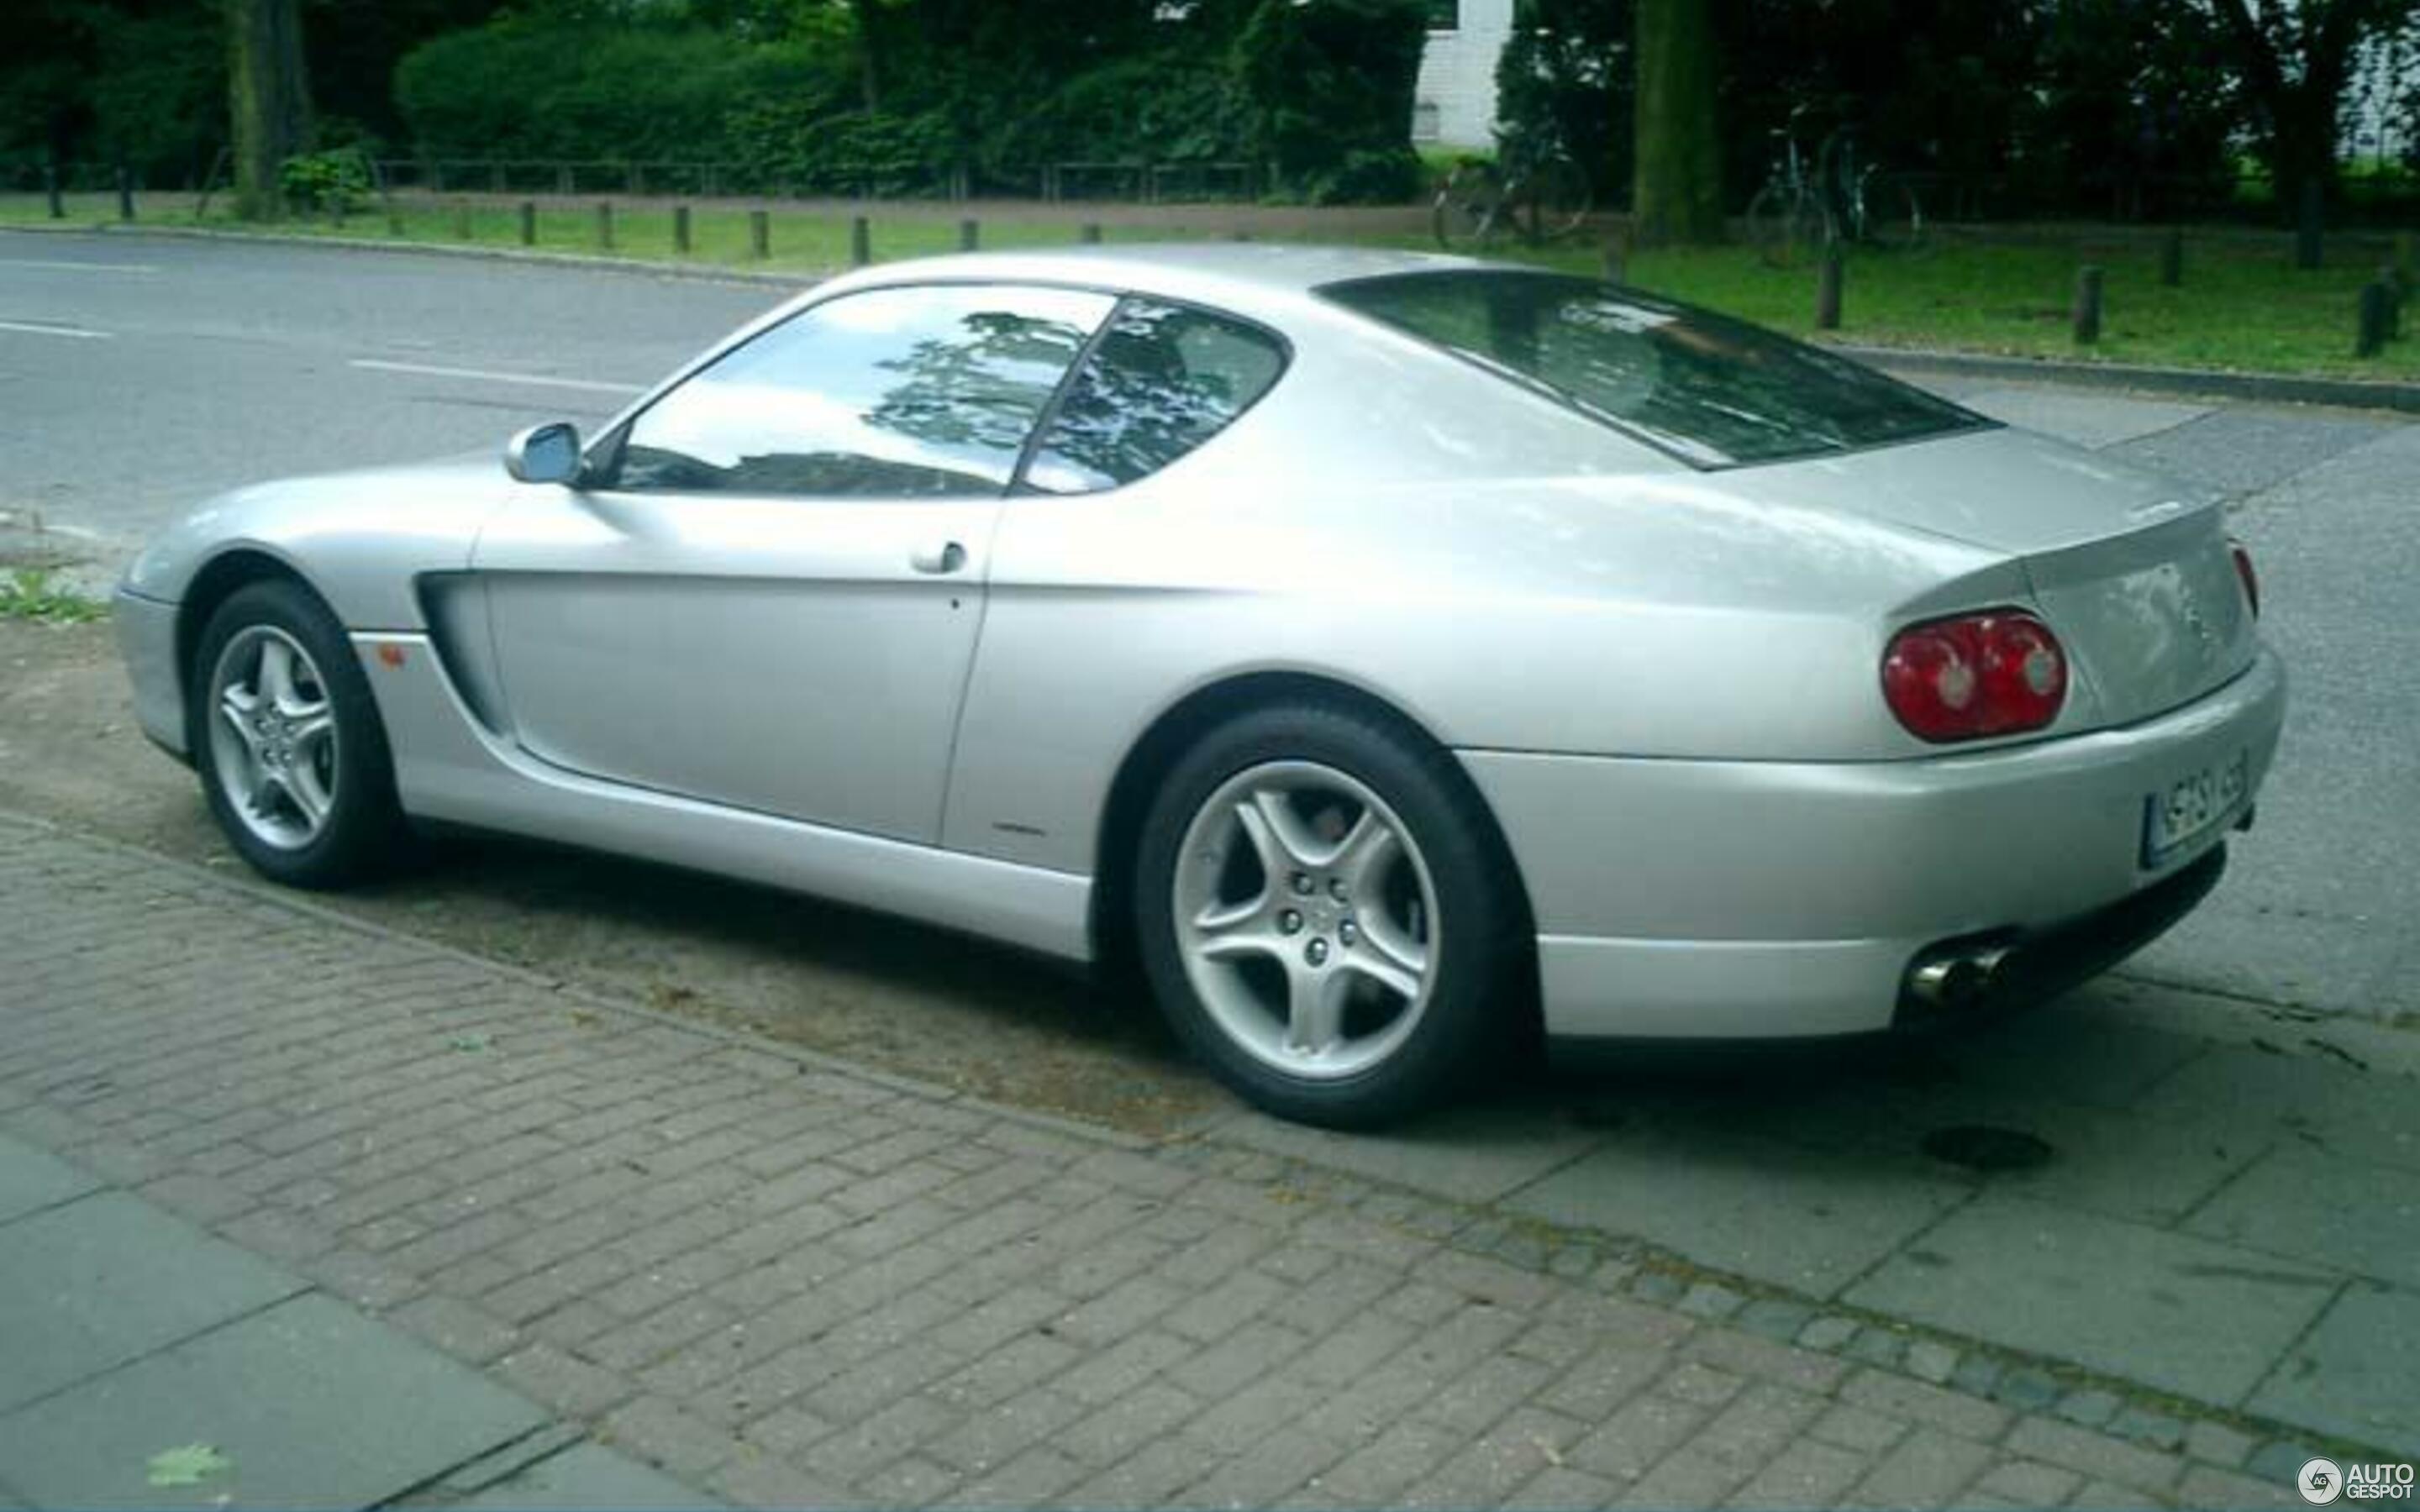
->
114, 244, 2286, 1041
350, 631, 1093, 959
1474, 648, 2286, 1037
471, 488, 1005, 844
115, 587, 186, 757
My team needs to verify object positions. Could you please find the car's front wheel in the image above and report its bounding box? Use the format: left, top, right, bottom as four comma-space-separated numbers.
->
1135, 703, 1522, 1128
190, 578, 407, 888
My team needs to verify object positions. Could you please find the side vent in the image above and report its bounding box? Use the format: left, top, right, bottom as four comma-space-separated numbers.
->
414, 573, 513, 735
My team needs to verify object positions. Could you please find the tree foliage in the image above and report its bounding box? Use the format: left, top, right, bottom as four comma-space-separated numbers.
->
395, 20, 844, 165
392, 0, 1423, 202
1498, 0, 2286, 221
1495, 0, 1631, 197
2209, 0, 2420, 209
3, 0, 2414, 217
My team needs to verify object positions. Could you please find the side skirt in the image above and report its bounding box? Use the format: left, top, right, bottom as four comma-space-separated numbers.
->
349, 632, 1096, 963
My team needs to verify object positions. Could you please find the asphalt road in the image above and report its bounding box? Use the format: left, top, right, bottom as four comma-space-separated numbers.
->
3, 227, 2413, 1030
0, 232, 783, 541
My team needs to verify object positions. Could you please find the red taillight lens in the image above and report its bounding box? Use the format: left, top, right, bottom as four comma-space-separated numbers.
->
1882, 610, 2068, 743
2230, 538, 2260, 618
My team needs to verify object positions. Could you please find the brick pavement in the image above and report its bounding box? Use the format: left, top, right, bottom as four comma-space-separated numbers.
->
0, 814, 2323, 1508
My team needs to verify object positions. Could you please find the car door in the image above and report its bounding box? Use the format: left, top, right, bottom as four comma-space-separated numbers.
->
471, 281, 1116, 844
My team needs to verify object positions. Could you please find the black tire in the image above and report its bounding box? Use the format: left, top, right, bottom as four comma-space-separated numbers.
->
1134, 701, 1523, 1128
188, 577, 408, 889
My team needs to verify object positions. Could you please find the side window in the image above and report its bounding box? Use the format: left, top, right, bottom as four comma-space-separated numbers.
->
615, 284, 1113, 498
1021, 300, 1286, 495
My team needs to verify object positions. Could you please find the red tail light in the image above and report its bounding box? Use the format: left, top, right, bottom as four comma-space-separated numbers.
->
2229, 538, 2260, 618
1882, 610, 2068, 743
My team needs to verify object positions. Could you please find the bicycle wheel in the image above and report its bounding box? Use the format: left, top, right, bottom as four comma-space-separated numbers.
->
1862, 173, 1923, 252
1748, 183, 1824, 268
1433, 163, 1505, 251
1519, 155, 1592, 244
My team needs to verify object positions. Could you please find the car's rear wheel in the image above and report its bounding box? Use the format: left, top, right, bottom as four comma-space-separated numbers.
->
191, 579, 406, 889
1134, 702, 1521, 1127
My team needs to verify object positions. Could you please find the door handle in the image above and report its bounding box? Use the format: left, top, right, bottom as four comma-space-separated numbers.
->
909, 540, 968, 575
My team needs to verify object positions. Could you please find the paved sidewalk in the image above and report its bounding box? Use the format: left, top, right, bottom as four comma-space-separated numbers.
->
0, 814, 2360, 1509
0, 1131, 709, 1509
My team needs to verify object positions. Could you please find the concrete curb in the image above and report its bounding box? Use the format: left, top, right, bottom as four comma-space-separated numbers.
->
1830, 341, 2420, 415
15, 223, 2418, 413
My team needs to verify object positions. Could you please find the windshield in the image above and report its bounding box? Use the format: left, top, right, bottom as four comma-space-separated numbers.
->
1322, 271, 1989, 468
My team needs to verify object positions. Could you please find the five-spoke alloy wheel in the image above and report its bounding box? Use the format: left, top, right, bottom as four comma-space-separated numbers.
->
207, 624, 340, 851
1137, 702, 1522, 1127
190, 578, 406, 888
1172, 760, 1440, 1082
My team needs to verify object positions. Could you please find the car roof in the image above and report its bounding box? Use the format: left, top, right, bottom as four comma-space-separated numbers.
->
819, 242, 1546, 318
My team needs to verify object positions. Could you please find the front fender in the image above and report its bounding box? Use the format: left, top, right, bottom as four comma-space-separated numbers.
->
123, 454, 517, 631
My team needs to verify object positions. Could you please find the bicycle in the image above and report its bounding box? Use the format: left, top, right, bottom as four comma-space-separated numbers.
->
1433, 135, 1591, 252
1745, 108, 1923, 267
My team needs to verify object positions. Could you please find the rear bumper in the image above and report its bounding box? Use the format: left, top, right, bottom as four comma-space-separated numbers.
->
1461, 647, 2286, 1039
114, 586, 188, 763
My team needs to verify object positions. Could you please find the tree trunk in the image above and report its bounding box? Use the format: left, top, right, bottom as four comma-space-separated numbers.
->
1631, 0, 1723, 245
227, 0, 313, 221
851, 0, 884, 112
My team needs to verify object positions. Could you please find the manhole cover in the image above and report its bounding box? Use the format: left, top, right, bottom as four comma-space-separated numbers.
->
1922, 1125, 2054, 1173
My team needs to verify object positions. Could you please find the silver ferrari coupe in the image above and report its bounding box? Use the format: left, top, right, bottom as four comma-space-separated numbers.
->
115, 244, 2286, 1126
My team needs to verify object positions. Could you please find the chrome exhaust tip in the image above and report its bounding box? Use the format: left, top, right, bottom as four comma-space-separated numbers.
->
1906, 943, 2014, 1011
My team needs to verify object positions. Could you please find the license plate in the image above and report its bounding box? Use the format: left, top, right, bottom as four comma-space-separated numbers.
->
2141, 749, 2249, 868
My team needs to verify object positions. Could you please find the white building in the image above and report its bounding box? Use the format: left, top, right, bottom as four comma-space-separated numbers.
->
1412, 0, 1513, 149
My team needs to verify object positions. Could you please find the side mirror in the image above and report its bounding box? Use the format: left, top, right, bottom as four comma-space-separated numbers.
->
503, 423, 582, 486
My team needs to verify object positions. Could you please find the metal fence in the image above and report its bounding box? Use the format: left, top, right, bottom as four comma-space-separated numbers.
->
0, 155, 1269, 207
365, 158, 1267, 204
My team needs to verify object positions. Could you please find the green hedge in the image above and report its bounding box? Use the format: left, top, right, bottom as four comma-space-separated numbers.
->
395, 22, 845, 166
393, 0, 1425, 203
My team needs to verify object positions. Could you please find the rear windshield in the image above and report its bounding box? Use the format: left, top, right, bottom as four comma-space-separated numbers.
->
1322, 271, 1988, 468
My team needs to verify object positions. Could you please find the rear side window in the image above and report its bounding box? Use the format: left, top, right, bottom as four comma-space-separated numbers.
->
1322, 271, 1986, 468
1021, 300, 1286, 494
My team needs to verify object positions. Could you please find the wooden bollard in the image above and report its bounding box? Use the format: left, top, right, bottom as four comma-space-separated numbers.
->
1816, 246, 1844, 330
518, 200, 536, 246
2072, 265, 2104, 344
116, 165, 134, 222
748, 209, 770, 260
2295, 178, 2323, 270
43, 163, 62, 220
594, 201, 613, 250
386, 205, 404, 237
452, 202, 472, 240
2159, 228, 2182, 287
673, 205, 691, 255
1079, 222, 1102, 244
850, 215, 871, 267
2356, 281, 2391, 358
958, 218, 979, 252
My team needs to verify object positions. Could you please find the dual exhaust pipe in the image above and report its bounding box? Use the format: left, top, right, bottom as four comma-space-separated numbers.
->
1905, 942, 2014, 1012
